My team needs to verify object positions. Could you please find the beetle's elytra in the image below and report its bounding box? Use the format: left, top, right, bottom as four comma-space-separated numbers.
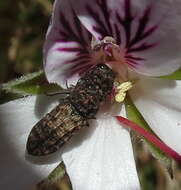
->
26, 64, 116, 156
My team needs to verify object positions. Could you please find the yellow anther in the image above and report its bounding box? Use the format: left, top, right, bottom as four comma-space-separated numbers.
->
115, 92, 126, 103
115, 81, 133, 103
117, 81, 133, 91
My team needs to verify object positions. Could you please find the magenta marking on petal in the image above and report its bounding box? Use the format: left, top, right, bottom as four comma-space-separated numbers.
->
125, 55, 145, 67
96, 0, 113, 35
116, 116, 181, 164
65, 58, 91, 66
85, 0, 118, 38
128, 42, 157, 53
93, 26, 107, 40
79, 64, 94, 75
141, 25, 158, 40
126, 60, 140, 68
126, 55, 145, 61
53, 6, 93, 78
70, 60, 91, 70
114, 0, 158, 54
68, 62, 92, 77
69, 55, 91, 63
57, 8, 91, 50
114, 24, 121, 44
83, 0, 158, 57
57, 47, 83, 52
65, 56, 91, 71
63, 52, 91, 70
86, 4, 111, 37
123, 0, 134, 46
128, 6, 158, 48
73, 64, 93, 75
55, 39, 67, 43
76, 51, 90, 57
116, 0, 134, 47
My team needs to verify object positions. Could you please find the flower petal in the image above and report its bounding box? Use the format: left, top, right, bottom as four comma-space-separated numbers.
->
70, 0, 115, 40
0, 96, 60, 189
62, 112, 140, 190
130, 77, 181, 154
131, 0, 181, 76
44, 0, 92, 87
72, 0, 181, 75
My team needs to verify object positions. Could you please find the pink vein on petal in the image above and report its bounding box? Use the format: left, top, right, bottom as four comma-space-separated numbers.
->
116, 116, 181, 164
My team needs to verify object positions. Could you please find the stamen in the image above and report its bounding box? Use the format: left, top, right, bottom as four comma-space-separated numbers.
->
115, 81, 133, 103
116, 116, 181, 164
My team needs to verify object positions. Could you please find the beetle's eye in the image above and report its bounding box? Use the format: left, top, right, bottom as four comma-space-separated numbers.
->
99, 64, 105, 69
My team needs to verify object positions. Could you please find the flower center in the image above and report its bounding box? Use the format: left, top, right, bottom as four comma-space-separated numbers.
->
91, 36, 125, 62
91, 36, 134, 103
91, 36, 128, 82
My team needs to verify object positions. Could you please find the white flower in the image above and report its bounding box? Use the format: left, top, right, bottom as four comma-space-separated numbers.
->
0, 96, 139, 190
0, 0, 181, 189
0, 97, 58, 190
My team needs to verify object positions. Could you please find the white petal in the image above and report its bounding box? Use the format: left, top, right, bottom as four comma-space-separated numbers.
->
70, 0, 128, 42
0, 96, 61, 190
62, 111, 140, 190
44, 0, 92, 87
132, 0, 181, 76
130, 77, 181, 154
71, 0, 181, 76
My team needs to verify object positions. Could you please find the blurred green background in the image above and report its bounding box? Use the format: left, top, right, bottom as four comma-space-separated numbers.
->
0, 1, 180, 189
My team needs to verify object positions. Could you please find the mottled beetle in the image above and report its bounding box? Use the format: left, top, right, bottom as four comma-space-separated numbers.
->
26, 64, 116, 156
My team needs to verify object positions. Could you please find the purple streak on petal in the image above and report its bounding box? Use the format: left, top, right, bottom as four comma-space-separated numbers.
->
128, 6, 158, 48
114, 24, 121, 45
93, 27, 107, 40
128, 42, 157, 53
126, 55, 145, 61
96, 0, 113, 35
124, 0, 134, 46
64, 58, 91, 66
78, 64, 94, 75
141, 25, 158, 41
76, 51, 90, 57
116, 0, 134, 47
125, 54, 145, 68
55, 9, 93, 78
86, 5, 110, 37
114, 0, 158, 57
57, 47, 83, 52
78, 65, 93, 75
44, 0, 97, 87
69, 57, 91, 67
68, 62, 92, 77
126, 60, 140, 68
69, 55, 91, 63
73, 11, 85, 42
57, 9, 91, 51
85, 0, 114, 38
70, 61, 91, 71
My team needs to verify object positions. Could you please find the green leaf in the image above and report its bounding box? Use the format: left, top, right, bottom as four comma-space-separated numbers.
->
0, 91, 23, 105
36, 162, 72, 190
48, 162, 66, 182
159, 68, 181, 80
1, 70, 62, 95
125, 95, 172, 172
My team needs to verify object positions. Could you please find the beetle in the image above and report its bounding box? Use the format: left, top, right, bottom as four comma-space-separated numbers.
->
26, 63, 116, 156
